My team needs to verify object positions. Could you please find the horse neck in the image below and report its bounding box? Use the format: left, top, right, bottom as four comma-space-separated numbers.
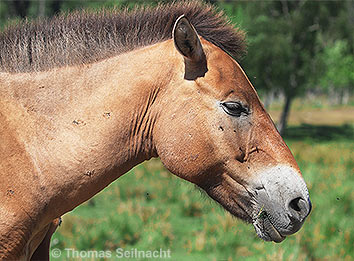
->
1, 40, 181, 218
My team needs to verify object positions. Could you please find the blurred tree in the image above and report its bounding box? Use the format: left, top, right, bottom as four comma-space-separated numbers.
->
312, 1, 354, 105
318, 39, 354, 105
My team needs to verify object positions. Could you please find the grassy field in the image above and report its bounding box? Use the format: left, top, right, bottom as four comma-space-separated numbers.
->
51, 103, 354, 260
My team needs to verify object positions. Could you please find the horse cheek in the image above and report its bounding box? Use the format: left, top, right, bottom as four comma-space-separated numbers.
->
156, 129, 215, 184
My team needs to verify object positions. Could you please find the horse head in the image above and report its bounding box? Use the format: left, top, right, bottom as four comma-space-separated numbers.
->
154, 16, 311, 243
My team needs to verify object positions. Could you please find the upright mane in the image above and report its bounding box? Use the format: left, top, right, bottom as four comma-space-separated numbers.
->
0, 1, 246, 73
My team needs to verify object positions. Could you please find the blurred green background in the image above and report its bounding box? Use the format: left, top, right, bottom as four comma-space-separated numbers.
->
1, 0, 353, 260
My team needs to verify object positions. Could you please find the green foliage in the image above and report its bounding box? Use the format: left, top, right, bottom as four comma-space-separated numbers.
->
319, 39, 354, 92
228, 1, 350, 95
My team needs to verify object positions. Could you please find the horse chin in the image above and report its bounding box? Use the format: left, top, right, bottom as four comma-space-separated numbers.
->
252, 214, 286, 243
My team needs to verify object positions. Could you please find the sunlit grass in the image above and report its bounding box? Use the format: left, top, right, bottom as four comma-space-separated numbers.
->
287, 139, 354, 260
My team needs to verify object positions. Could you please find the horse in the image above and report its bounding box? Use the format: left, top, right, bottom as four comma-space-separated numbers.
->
0, 1, 311, 260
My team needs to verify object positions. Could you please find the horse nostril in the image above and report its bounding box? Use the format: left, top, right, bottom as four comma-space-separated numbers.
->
288, 196, 311, 222
289, 197, 302, 212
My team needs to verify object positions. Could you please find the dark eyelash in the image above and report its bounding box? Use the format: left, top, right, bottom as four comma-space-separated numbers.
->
221, 101, 249, 117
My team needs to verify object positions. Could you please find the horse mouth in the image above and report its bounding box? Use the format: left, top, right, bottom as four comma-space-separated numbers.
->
252, 210, 286, 243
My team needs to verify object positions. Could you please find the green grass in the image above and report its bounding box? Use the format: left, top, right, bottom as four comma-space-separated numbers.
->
50, 122, 354, 261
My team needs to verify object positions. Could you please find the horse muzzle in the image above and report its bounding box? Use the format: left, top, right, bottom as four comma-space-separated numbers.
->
251, 165, 312, 243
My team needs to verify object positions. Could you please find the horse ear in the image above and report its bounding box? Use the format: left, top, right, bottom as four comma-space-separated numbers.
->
172, 15, 208, 80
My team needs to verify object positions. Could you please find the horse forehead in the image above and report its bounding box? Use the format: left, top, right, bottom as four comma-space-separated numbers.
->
202, 52, 256, 98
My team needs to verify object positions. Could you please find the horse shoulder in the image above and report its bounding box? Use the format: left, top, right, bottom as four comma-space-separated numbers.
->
0, 98, 47, 259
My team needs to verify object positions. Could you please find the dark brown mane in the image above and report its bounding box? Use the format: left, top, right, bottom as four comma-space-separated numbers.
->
0, 1, 246, 73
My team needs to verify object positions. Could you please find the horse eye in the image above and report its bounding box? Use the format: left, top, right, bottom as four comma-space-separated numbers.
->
221, 101, 249, 117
